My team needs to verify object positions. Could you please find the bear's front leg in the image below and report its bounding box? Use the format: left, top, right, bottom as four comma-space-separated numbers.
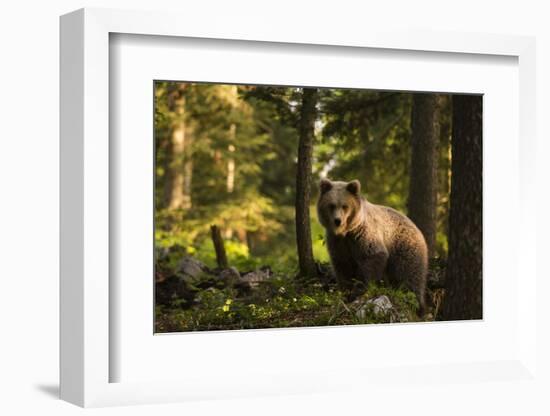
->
331, 259, 357, 291
326, 234, 357, 290
357, 249, 388, 286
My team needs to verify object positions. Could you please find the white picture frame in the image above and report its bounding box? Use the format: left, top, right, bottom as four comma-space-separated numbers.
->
60, 7, 537, 408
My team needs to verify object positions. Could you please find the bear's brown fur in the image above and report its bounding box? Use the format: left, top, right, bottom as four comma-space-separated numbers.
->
316, 178, 428, 314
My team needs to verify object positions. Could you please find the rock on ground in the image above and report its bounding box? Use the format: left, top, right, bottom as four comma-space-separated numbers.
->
240, 268, 271, 288
219, 267, 241, 285
356, 295, 393, 319
176, 256, 208, 283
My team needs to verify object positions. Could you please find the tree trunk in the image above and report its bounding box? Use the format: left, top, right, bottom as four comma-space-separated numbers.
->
224, 125, 237, 240
164, 89, 192, 210
210, 225, 228, 269
440, 94, 483, 321
295, 88, 318, 278
407, 94, 440, 257
183, 152, 193, 207
227, 125, 236, 193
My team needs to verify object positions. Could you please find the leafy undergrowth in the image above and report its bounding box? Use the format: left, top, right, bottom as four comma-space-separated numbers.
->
155, 270, 425, 333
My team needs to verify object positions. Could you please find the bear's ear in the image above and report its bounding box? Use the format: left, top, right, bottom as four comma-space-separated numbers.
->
346, 180, 361, 196
319, 178, 333, 195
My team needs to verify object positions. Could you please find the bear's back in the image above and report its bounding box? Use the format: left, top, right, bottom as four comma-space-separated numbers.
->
366, 203, 425, 252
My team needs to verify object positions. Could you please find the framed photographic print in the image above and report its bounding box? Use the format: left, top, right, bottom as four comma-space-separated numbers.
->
151, 80, 476, 332
60, 7, 537, 408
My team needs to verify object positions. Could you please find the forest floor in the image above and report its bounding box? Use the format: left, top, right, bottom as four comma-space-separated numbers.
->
155, 252, 445, 333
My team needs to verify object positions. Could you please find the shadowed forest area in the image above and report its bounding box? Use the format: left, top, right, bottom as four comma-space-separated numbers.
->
154, 81, 482, 332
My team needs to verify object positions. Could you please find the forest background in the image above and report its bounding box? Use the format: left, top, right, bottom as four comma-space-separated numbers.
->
154, 82, 482, 331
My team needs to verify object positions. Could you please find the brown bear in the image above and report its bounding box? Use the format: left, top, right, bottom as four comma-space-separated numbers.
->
316, 178, 428, 314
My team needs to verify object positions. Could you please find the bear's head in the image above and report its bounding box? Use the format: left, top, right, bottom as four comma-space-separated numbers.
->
317, 178, 363, 236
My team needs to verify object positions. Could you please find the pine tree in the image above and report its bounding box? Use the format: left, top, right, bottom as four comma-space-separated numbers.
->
295, 88, 319, 278
441, 94, 483, 320
408, 93, 440, 257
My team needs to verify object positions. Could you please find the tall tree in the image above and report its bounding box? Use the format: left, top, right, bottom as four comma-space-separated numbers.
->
295, 88, 318, 278
441, 94, 483, 320
163, 85, 193, 210
407, 93, 440, 257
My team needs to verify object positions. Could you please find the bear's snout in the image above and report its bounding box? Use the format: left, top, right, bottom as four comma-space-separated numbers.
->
334, 218, 342, 227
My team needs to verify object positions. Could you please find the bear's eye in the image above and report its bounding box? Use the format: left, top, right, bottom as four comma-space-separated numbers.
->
329, 203, 336, 210
342, 204, 348, 210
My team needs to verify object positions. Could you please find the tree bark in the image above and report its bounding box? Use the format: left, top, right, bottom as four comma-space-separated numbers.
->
164, 88, 192, 210
295, 88, 318, 278
210, 225, 229, 269
407, 94, 440, 257
440, 94, 483, 321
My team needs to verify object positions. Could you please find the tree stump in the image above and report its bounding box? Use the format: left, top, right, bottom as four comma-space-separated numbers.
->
210, 225, 228, 269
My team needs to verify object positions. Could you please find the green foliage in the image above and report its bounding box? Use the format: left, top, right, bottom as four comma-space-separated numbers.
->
319, 90, 412, 212
311, 208, 330, 263
155, 272, 423, 332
